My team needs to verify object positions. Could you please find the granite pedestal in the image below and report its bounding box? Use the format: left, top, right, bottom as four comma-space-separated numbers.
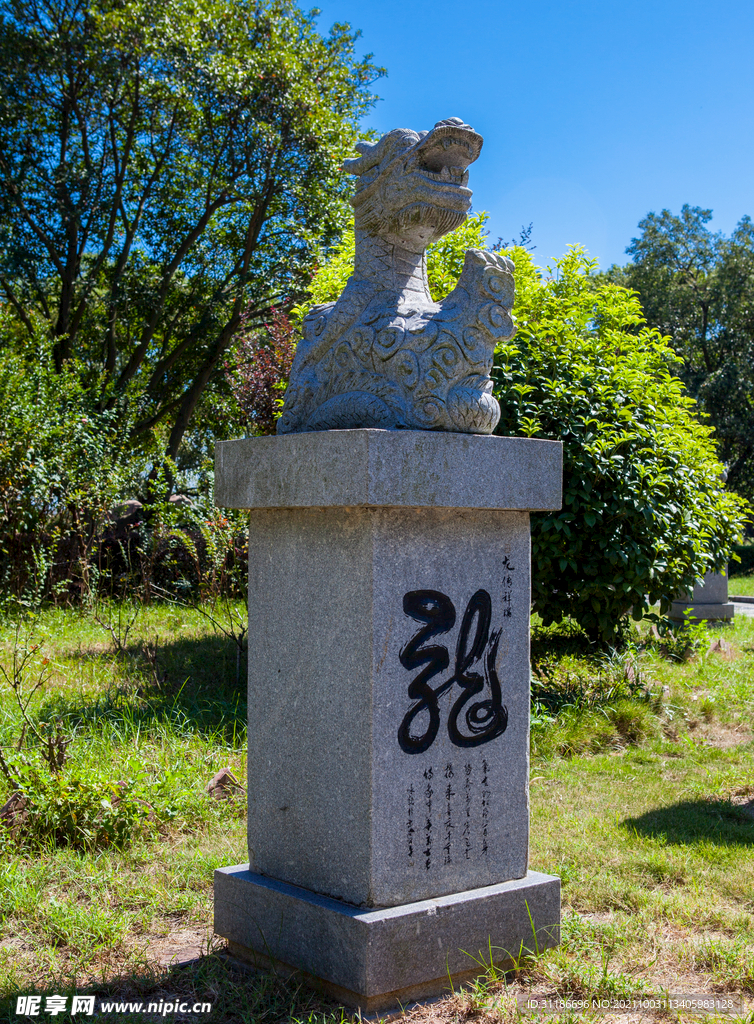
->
213, 429, 563, 1009
670, 569, 734, 623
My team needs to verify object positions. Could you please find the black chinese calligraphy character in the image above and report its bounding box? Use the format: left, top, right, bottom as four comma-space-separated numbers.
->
398, 588, 508, 754
397, 591, 456, 755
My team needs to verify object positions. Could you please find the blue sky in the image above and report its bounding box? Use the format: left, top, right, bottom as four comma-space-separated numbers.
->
314, 0, 754, 270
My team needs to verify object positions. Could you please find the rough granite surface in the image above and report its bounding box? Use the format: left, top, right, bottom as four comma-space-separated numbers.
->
213, 429, 563, 996
214, 867, 561, 1010
277, 117, 515, 435
215, 430, 562, 511
245, 504, 531, 907
213, 431, 564, 908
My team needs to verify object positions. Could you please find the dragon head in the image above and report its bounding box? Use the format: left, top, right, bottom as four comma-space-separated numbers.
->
344, 117, 483, 252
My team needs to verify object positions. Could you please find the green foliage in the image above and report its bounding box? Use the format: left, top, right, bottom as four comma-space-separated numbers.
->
299, 227, 356, 312
530, 621, 661, 755
0, 0, 382, 466
0, 312, 249, 604
0, 316, 149, 603
649, 614, 710, 663
5, 769, 149, 851
605, 205, 754, 503
107, 460, 248, 605
495, 246, 749, 642
0, 600, 250, 852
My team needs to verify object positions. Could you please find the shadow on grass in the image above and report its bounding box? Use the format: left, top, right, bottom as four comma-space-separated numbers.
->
0, 949, 356, 1024
35, 633, 247, 747
625, 799, 754, 847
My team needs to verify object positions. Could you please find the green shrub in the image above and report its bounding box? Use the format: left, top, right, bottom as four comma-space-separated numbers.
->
494, 246, 749, 643
0, 321, 150, 604
2, 769, 149, 851
0, 322, 247, 605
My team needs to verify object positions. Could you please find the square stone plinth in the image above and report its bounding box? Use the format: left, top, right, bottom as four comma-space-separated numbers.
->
214, 865, 561, 1012
245, 503, 531, 907
214, 431, 563, 910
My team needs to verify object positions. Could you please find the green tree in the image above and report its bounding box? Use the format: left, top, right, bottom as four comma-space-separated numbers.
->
605, 205, 754, 502
495, 245, 747, 643
0, 0, 381, 470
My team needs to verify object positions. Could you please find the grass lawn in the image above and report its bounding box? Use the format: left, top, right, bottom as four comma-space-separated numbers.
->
0, 598, 752, 1023
730, 573, 754, 599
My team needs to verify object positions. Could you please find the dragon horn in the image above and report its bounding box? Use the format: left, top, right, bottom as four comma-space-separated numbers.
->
343, 140, 381, 176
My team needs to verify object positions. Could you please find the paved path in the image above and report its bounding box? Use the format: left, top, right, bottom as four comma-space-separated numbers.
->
732, 602, 754, 617
730, 596, 754, 617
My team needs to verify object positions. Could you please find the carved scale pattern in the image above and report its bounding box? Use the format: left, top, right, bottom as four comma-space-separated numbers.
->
277, 120, 516, 435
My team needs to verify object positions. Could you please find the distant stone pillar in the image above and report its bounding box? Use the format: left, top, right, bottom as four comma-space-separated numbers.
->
670, 569, 734, 623
212, 429, 562, 1012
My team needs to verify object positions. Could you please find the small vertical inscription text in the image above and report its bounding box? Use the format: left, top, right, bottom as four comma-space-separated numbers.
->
407, 784, 415, 859
481, 758, 490, 855
423, 766, 433, 870
463, 762, 472, 859
501, 555, 515, 619
443, 763, 455, 865
407, 760, 493, 867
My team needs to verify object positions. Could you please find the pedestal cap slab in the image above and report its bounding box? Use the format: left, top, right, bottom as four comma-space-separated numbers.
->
215, 429, 562, 512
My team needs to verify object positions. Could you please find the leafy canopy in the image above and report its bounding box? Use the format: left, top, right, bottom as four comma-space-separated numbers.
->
605, 205, 754, 503
0, 0, 382, 467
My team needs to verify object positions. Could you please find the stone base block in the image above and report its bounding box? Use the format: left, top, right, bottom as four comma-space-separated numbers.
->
670, 601, 735, 622
214, 865, 560, 1012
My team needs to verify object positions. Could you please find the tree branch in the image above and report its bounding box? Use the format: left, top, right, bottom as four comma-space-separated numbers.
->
0, 277, 35, 336
113, 193, 236, 394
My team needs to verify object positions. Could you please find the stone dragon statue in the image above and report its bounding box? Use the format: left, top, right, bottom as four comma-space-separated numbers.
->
277, 118, 516, 435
